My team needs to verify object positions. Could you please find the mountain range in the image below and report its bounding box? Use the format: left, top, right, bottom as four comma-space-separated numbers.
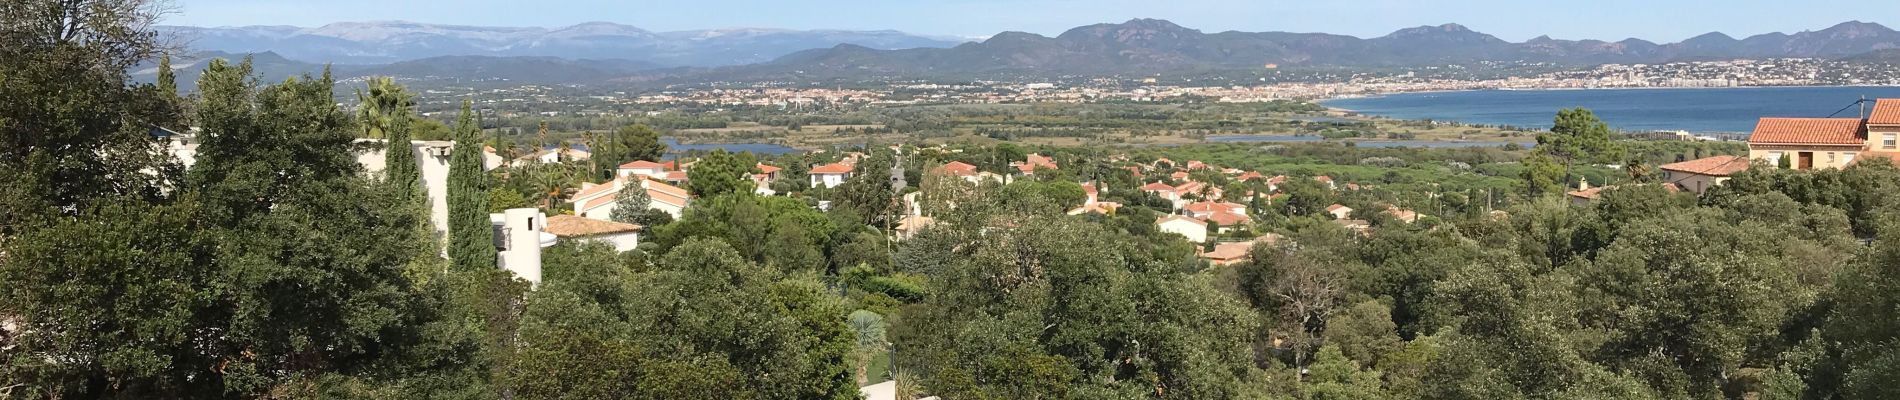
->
147, 19, 1900, 87
713, 19, 1900, 79
159, 21, 968, 66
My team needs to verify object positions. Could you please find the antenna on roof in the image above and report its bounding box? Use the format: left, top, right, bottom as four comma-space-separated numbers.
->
1827, 97, 1871, 119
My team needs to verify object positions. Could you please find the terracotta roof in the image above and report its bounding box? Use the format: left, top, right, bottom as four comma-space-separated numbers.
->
1314, 176, 1334, 183
939, 161, 979, 176
1203, 211, 1252, 226
811, 163, 854, 174
1567, 186, 1607, 200
1185, 201, 1243, 214
1081, 182, 1098, 196
570, 177, 627, 203
620, 160, 666, 169
1142, 182, 1176, 192
1026, 154, 1057, 168
1156, 215, 1207, 227
1174, 181, 1207, 194
1170, 171, 1191, 180
1067, 201, 1122, 215
756, 163, 781, 174
1325, 204, 1351, 213
580, 193, 618, 212
543, 215, 641, 237
1235, 171, 1265, 182
1749, 117, 1865, 145
1659, 155, 1750, 177
1871, 99, 1900, 125
662, 171, 688, 182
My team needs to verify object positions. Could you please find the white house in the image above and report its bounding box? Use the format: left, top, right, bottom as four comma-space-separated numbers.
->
617, 160, 669, 179
543, 214, 642, 252
811, 162, 854, 189
1157, 215, 1210, 244
491, 208, 557, 286
569, 177, 692, 221
1325, 204, 1353, 220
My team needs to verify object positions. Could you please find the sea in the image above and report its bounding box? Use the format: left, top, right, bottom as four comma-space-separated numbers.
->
1322, 86, 1900, 134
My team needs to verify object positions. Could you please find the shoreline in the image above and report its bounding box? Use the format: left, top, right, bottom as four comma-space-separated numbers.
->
1316, 85, 1900, 135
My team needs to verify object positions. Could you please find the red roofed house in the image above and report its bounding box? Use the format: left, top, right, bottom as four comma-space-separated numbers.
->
1201, 234, 1285, 266
543, 214, 642, 252
1659, 155, 1751, 195
1013, 153, 1059, 175
1864, 99, 1900, 164
617, 160, 669, 179
1183, 201, 1246, 219
1157, 215, 1209, 244
1325, 204, 1353, 220
810, 162, 855, 188
571, 177, 693, 221
1746, 116, 1870, 170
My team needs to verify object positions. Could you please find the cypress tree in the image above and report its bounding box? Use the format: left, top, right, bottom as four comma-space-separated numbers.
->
360, 77, 419, 189
449, 100, 496, 271
155, 53, 176, 98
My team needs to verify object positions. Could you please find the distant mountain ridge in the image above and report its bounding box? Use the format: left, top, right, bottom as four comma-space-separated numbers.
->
716, 19, 1900, 79
159, 21, 968, 66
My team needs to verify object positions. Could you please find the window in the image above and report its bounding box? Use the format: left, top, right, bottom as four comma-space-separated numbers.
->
1886, 134, 1897, 150
1846, 152, 1859, 165
1768, 151, 1784, 166
1829, 152, 1838, 163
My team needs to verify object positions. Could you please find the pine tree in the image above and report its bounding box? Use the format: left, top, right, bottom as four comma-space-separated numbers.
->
449, 100, 496, 272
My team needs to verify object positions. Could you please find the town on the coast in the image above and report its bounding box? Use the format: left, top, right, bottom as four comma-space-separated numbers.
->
12, 2, 1900, 399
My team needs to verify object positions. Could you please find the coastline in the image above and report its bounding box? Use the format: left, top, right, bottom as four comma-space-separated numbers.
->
1315, 85, 1900, 135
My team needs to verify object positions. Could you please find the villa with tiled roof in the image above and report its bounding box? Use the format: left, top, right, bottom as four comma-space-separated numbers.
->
1747, 99, 1900, 170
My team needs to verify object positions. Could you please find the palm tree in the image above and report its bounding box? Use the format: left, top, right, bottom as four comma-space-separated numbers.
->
530, 164, 574, 210
354, 77, 411, 138
847, 310, 888, 385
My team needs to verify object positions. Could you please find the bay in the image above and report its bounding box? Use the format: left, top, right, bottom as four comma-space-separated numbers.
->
1323, 86, 1900, 134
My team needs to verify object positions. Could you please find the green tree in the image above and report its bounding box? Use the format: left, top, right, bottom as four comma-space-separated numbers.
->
848, 310, 889, 385
687, 149, 758, 198
592, 124, 668, 179
449, 100, 496, 272
0, 0, 182, 233
156, 52, 177, 99
359, 77, 420, 191
611, 181, 674, 227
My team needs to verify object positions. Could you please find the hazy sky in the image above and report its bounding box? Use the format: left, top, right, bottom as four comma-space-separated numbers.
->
166, 0, 1897, 43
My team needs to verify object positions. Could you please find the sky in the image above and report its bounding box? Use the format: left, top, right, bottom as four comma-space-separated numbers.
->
165, 0, 1899, 43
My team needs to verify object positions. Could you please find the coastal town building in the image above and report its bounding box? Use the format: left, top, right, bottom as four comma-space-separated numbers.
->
1156, 215, 1209, 244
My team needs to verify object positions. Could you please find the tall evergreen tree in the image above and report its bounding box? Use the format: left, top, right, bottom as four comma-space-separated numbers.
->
449, 100, 496, 272
358, 77, 419, 189
155, 53, 177, 99
687, 149, 758, 198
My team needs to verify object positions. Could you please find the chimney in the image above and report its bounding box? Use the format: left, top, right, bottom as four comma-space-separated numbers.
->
499, 208, 546, 287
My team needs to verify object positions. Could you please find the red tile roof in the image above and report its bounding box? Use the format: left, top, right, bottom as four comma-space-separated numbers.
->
1871, 99, 1900, 125
1203, 211, 1252, 226
811, 163, 854, 174
756, 163, 781, 174
620, 160, 666, 169
570, 177, 627, 202
1142, 182, 1176, 192
1659, 155, 1750, 177
939, 161, 979, 176
1156, 215, 1207, 227
1749, 118, 1866, 145
1185, 201, 1243, 214
543, 215, 641, 237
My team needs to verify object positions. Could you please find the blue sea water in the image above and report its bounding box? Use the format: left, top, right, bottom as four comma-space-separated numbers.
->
1323, 86, 1900, 134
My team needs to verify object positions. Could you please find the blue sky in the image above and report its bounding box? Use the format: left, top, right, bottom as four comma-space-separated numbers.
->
167, 0, 1897, 42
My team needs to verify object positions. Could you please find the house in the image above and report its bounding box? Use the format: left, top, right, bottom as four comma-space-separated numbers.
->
754, 163, 782, 196
543, 214, 641, 252
810, 162, 854, 188
1184, 201, 1247, 219
1325, 204, 1353, 220
1314, 176, 1336, 190
1157, 215, 1210, 244
1384, 206, 1420, 224
1744, 99, 1900, 171
1142, 181, 1179, 203
617, 160, 669, 179
1201, 234, 1285, 266
1012, 153, 1059, 175
1659, 155, 1751, 195
1335, 219, 1371, 234
1202, 211, 1252, 231
936, 161, 1000, 184
513, 147, 590, 166
570, 177, 693, 221
491, 208, 557, 285
1066, 201, 1122, 216
894, 215, 936, 240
